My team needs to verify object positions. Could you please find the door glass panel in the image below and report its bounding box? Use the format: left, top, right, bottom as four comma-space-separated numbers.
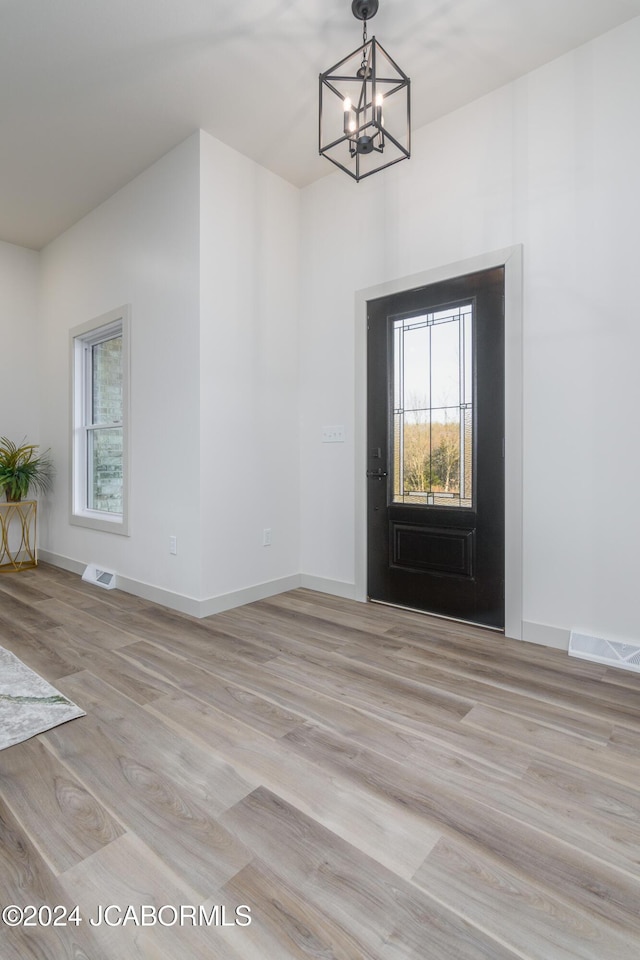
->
392, 303, 473, 507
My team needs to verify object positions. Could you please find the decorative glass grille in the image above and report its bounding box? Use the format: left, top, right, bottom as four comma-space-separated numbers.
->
393, 303, 473, 508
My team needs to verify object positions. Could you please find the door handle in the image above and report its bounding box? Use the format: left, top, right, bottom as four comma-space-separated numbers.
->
366, 469, 388, 479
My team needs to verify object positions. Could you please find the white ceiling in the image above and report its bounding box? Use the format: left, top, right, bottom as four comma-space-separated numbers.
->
2, 0, 639, 249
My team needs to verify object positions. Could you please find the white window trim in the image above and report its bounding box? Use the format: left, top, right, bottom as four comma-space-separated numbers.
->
70, 305, 131, 536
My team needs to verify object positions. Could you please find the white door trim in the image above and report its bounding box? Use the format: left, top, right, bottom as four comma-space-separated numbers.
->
354, 245, 523, 640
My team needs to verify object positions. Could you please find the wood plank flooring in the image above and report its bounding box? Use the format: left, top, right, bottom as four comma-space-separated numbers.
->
1, 563, 639, 959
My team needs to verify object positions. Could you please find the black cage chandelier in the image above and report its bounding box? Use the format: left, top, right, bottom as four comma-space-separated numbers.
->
319, 0, 410, 182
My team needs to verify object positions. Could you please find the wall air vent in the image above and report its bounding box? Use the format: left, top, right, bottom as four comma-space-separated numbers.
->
569, 631, 640, 674
82, 564, 117, 590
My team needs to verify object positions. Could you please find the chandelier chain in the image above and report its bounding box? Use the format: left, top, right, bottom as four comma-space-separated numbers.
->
361, 18, 368, 70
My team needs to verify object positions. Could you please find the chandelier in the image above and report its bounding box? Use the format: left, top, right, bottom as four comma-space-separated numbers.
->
319, 0, 411, 181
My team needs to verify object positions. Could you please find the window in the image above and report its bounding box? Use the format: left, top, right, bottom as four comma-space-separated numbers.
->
71, 306, 130, 534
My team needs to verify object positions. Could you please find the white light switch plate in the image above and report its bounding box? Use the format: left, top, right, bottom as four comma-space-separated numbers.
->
322, 425, 345, 443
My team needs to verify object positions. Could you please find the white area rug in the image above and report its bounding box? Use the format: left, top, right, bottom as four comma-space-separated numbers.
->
0, 646, 85, 750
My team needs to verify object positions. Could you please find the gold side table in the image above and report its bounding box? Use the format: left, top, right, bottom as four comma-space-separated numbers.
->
0, 500, 37, 572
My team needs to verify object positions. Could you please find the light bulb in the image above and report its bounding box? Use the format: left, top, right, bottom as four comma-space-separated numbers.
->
343, 96, 356, 138
375, 93, 384, 126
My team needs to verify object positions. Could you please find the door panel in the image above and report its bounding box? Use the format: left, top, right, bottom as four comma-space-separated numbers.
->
390, 523, 474, 577
367, 268, 504, 628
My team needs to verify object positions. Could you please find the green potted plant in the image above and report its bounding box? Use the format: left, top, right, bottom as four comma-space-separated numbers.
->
0, 437, 54, 502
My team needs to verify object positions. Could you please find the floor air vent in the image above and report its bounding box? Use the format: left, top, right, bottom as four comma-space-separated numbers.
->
569, 631, 640, 674
82, 564, 117, 590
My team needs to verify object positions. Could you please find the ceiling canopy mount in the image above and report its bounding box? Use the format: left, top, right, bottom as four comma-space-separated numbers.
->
351, 0, 379, 20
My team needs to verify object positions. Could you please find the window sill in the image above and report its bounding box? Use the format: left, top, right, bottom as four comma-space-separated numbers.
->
70, 511, 129, 536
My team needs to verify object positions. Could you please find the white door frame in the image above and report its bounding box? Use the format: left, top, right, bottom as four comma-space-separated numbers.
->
354, 245, 523, 640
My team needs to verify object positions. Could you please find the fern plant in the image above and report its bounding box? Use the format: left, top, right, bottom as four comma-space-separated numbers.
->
0, 438, 54, 501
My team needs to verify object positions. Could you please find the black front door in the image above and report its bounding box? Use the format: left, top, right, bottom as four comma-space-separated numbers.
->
367, 268, 505, 628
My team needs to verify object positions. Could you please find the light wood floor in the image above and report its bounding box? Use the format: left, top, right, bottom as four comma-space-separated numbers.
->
1, 564, 640, 959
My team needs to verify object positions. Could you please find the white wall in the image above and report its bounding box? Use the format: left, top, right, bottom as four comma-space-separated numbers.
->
0, 241, 40, 442
299, 17, 640, 645
38, 135, 202, 602
35, 130, 302, 614
199, 132, 300, 608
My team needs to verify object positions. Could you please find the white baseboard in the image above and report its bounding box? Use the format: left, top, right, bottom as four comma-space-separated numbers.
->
39, 550, 85, 576
38, 552, 571, 650
521, 620, 570, 651
38, 550, 301, 618
299, 575, 357, 600
197, 575, 302, 618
